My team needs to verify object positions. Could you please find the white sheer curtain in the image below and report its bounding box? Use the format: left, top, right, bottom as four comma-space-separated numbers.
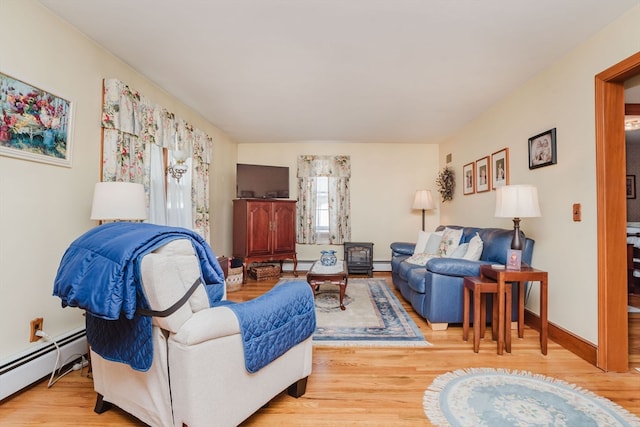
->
167, 157, 193, 228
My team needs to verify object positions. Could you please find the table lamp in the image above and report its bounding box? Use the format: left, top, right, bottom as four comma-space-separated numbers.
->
412, 190, 435, 231
90, 182, 147, 222
494, 185, 541, 250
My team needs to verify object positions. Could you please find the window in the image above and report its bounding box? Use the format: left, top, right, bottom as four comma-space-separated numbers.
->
296, 155, 351, 245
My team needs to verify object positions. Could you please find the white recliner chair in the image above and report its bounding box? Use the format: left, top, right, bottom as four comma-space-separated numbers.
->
90, 239, 314, 427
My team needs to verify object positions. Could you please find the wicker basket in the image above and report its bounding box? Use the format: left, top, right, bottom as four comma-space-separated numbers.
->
226, 266, 244, 292
248, 264, 281, 281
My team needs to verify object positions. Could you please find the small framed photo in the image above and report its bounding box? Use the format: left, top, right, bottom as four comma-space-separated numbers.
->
463, 162, 475, 195
627, 175, 636, 199
475, 156, 490, 193
491, 148, 509, 190
506, 249, 522, 270
528, 128, 557, 169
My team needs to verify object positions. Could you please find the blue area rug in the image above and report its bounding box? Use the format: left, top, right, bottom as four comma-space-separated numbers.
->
423, 368, 640, 427
280, 278, 429, 346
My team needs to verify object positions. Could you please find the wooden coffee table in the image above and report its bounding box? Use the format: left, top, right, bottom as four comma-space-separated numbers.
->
306, 260, 349, 310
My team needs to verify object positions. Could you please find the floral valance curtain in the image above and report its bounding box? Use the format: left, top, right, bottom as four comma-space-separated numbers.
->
296, 155, 351, 244
101, 78, 212, 240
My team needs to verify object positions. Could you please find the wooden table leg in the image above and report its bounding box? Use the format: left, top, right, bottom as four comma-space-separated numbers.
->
473, 285, 482, 353
497, 278, 505, 355
505, 283, 512, 353
518, 280, 525, 338
463, 283, 470, 342
540, 275, 548, 355
339, 280, 346, 310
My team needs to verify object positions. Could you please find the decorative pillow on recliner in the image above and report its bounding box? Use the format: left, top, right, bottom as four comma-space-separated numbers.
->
405, 252, 438, 266
463, 232, 483, 261
438, 227, 463, 257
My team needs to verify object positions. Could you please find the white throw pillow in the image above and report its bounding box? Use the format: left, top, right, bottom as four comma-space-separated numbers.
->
438, 227, 463, 257
425, 232, 443, 254
463, 232, 484, 261
449, 242, 469, 258
413, 231, 431, 255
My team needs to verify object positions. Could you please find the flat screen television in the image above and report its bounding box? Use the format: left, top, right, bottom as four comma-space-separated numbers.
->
236, 163, 290, 199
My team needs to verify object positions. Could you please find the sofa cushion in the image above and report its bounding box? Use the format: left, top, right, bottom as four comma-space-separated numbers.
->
425, 232, 443, 254
425, 257, 484, 278
438, 227, 463, 256
398, 258, 426, 280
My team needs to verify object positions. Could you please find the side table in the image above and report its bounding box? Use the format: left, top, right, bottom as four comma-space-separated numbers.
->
480, 264, 548, 355
307, 260, 349, 310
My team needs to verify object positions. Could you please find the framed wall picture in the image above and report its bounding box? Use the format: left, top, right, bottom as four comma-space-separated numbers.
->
627, 175, 636, 199
475, 156, 490, 193
463, 162, 475, 195
491, 148, 509, 189
0, 72, 74, 167
528, 128, 557, 169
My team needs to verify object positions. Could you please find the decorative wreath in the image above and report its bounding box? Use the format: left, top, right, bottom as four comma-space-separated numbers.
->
436, 167, 455, 202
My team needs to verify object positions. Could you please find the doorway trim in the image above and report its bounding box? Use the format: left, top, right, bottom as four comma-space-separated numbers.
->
595, 51, 640, 372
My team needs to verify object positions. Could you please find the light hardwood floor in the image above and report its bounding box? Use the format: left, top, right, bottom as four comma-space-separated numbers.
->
1, 273, 639, 426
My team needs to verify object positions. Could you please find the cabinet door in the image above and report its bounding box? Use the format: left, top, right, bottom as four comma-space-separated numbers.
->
272, 201, 296, 254
246, 201, 272, 256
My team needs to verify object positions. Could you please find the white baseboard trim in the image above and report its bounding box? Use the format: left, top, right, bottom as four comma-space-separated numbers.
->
0, 328, 87, 401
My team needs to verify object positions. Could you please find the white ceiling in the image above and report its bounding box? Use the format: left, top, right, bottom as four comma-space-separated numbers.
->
38, 0, 639, 144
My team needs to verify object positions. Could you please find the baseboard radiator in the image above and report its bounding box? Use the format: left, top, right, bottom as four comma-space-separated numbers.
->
0, 327, 87, 401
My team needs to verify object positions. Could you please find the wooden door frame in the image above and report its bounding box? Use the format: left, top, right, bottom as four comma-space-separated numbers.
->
595, 51, 640, 372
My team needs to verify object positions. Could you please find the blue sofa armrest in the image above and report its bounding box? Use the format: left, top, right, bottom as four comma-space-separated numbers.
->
426, 257, 490, 278
390, 242, 415, 256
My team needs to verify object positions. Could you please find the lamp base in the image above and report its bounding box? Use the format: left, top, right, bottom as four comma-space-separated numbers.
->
511, 217, 523, 250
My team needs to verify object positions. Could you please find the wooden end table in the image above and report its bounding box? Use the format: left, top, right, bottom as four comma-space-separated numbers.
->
307, 260, 349, 310
480, 264, 549, 355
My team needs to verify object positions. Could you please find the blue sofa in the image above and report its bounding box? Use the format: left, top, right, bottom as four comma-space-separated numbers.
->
390, 225, 534, 329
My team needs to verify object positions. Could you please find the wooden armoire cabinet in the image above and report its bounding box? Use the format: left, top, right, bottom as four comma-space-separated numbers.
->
233, 199, 298, 282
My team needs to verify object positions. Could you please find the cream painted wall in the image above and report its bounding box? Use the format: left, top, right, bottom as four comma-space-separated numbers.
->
0, 0, 237, 361
237, 142, 439, 263
438, 5, 640, 345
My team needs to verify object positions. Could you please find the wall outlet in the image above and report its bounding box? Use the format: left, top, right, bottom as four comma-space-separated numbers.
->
29, 317, 44, 342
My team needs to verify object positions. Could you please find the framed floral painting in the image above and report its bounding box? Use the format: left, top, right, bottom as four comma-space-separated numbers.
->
491, 148, 509, 189
0, 72, 74, 167
475, 156, 490, 193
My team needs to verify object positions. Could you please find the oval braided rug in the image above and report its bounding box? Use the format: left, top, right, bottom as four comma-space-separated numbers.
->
423, 368, 640, 427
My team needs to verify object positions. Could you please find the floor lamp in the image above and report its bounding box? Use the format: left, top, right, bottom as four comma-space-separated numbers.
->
494, 185, 541, 250
412, 190, 435, 231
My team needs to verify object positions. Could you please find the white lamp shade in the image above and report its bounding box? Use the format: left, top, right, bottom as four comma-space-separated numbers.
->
90, 182, 147, 221
412, 190, 435, 210
495, 185, 541, 218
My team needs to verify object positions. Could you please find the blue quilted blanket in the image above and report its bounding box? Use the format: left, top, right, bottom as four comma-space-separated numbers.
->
227, 280, 316, 373
53, 222, 225, 371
